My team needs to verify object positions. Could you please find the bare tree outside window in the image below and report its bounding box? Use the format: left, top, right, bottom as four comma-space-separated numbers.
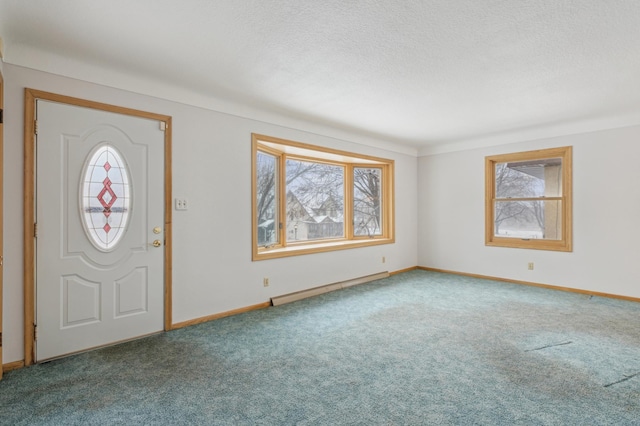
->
494, 159, 562, 240
256, 151, 278, 246
286, 159, 344, 241
354, 168, 382, 237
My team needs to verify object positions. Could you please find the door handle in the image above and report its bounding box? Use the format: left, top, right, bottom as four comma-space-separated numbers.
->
152, 240, 162, 248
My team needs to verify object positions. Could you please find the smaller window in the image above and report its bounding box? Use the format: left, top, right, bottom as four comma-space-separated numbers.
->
485, 146, 572, 251
353, 167, 383, 237
256, 150, 279, 247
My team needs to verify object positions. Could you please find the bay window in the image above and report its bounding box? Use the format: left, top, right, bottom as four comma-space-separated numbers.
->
252, 134, 394, 260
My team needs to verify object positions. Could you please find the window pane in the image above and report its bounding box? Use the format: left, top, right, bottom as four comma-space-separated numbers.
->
80, 144, 131, 251
495, 158, 562, 198
354, 167, 382, 236
286, 159, 344, 242
494, 200, 562, 240
256, 151, 279, 246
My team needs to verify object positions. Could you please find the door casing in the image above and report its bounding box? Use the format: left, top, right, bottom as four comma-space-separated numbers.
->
0, 70, 4, 378
23, 89, 173, 366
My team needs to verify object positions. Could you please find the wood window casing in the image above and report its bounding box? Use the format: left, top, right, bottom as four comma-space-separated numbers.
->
252, 134, 395, 261
485, 146, 572, 252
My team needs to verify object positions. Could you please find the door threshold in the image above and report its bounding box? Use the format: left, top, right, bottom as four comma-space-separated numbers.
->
36, 330, 163, 364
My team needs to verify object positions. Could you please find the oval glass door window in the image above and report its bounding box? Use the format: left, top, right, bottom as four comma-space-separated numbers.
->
80, 144, 132, 251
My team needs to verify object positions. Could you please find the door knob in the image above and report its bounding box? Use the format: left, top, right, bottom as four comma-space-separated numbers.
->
152, 240, 162, 247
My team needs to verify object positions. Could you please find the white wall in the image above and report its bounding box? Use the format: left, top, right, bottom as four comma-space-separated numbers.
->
418, 126, 640, 298
3, 64, 418, 363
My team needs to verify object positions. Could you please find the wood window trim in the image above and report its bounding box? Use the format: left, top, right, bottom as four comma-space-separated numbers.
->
485, 146, 573, 252
252, 134, 395, 261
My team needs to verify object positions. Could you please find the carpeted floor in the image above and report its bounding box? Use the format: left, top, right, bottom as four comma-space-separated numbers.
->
1, 270, 639, 425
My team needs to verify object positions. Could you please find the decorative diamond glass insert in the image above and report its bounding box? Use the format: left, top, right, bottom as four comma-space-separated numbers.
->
80, 144, 131, 251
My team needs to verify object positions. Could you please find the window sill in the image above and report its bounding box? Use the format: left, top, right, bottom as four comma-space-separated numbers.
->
486, 237, 572, 252
253, 237, 394, 261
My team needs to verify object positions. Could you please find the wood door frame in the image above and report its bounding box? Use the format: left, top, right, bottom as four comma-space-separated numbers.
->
0, 70, 4, 378
23, 89, 173, 366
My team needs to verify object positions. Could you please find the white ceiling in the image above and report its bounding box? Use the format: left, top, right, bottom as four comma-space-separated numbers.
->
1, 0, 639, 155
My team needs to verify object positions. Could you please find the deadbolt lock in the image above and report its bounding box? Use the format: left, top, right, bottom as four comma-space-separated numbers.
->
153, 227, 162, 234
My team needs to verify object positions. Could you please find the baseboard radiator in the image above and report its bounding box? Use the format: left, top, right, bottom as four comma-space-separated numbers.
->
270, 271, 389, 306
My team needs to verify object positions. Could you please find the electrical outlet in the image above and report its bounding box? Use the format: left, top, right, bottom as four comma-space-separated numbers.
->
175, 198, 188, 211
528, 262, 534, 270
263, 278, 269, 287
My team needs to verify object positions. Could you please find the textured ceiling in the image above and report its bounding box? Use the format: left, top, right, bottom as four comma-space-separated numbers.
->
1, 0, 639, 155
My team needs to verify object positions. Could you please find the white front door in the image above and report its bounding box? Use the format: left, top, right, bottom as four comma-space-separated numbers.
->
35, 100, 165, 361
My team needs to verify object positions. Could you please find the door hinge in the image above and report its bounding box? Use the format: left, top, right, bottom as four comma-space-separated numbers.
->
34, 119, 38, 135
160, 121, 167, 131
0, 332, 3, 347
34, 325, 38, 341
0, 109, 3, 124
34, 223, 38, 238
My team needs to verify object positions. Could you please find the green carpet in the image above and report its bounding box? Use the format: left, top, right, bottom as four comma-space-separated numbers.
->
1, 270, 639, 425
